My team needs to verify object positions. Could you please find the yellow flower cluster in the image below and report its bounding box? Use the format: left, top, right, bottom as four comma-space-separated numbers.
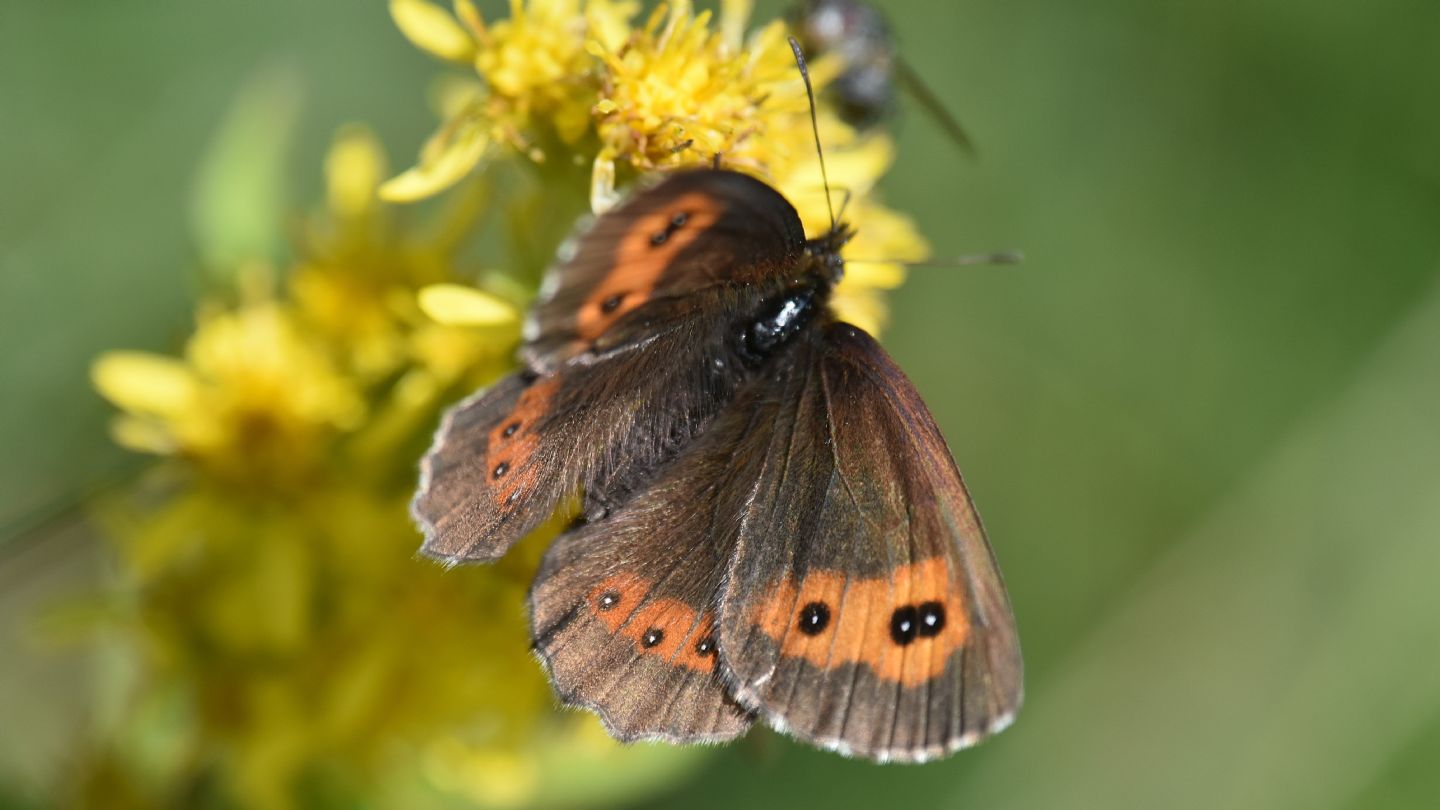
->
94, 128, 520, 485
385, 0, 928, 333
85, 3, 933, 807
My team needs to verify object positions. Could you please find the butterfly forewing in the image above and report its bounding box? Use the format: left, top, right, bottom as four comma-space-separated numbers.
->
414, 171, 810, 564
715, 322, 1022, 762
416, 300, 755, 563
523, 170, 806, 371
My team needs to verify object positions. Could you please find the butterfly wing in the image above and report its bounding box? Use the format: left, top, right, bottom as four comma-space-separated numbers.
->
715, 321, 1022, 762
527, 399, 769, 742
414, 170, 809, 564
415, 300, 751, 563
522, 320, 1020, 758
522, 169, 806, 370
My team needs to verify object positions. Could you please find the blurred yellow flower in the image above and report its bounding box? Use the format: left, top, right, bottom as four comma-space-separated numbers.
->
294, 125, 476, 382
82, 2, 936, 807
92, 297, 365, 485
418, 283, 520, 326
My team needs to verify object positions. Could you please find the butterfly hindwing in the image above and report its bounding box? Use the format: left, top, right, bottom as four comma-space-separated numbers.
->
715, 322, 1022, 762
528, 397, 768, 742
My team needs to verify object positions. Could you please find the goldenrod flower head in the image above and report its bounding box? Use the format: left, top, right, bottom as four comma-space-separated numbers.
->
590, 1, 824, 188
380, 0, 924, 336
92, 297, 365, 484
384, 0, 641, 201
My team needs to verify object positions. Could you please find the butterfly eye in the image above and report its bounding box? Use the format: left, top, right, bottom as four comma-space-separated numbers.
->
642, 628, 665, 648
797, 601, 831, 635
890, 605, 919, 645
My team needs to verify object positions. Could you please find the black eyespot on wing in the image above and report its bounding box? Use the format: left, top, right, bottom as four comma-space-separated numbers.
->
798, 601, 831, 636
650, 230, 669, 246
493, 461, 509, 478
695, 636, 716, 656
890, 605, 919, 645
501, 422, 520, 438
917, 601, 946, 637
597, 591, 621, 611
601, 294, 625, 312
671, 211, 689, 227
642, 628, 665, 648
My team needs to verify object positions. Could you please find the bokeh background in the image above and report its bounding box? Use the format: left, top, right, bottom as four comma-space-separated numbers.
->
4, 1, 1440, 808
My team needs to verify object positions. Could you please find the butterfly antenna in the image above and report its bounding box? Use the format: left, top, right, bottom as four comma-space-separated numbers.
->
788, 36, 837, 232
846, 250, 1024, 268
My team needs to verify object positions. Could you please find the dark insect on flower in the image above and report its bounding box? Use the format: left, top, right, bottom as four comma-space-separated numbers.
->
790, 0, 976, 154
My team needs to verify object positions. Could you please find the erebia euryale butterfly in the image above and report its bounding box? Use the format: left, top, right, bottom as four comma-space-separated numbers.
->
412, 40, 1022, 763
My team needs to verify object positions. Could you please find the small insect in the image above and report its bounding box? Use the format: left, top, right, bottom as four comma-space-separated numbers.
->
411, 38, 1021, 763
791, 0, 977, 154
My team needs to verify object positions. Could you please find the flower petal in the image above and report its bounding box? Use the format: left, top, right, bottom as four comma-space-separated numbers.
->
379, 122, 490, 202
391, 0, 478, 63
109, 415, 178, 455
418, 284, 519, 326
325, 125, 388, 218
92, 351, 202, 417
590, 153, 621, 214
842, 260, 907, 290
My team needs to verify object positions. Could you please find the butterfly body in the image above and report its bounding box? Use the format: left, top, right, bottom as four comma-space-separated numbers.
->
413, 169, 1021, 762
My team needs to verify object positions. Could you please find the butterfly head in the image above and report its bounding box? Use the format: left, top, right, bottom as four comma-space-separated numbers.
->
804, 220, 855, 286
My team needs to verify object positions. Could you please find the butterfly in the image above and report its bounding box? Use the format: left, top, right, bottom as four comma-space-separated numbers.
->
412, 167, 1022, 762
791, 0, 977, 155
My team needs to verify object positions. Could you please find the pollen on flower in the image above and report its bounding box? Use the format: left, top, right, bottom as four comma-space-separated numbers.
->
588, 1, 836, 199
384, 0, 641, 200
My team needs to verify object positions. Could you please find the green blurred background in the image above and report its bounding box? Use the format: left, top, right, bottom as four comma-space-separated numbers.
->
4, 1, 1440, 808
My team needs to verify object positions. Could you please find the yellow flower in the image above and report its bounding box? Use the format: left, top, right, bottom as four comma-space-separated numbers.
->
93, 296, 365, 485
93, 482, 562, 809
295, 125, 479, 381
588, 0, 836, 205
383, 0, 640, 201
